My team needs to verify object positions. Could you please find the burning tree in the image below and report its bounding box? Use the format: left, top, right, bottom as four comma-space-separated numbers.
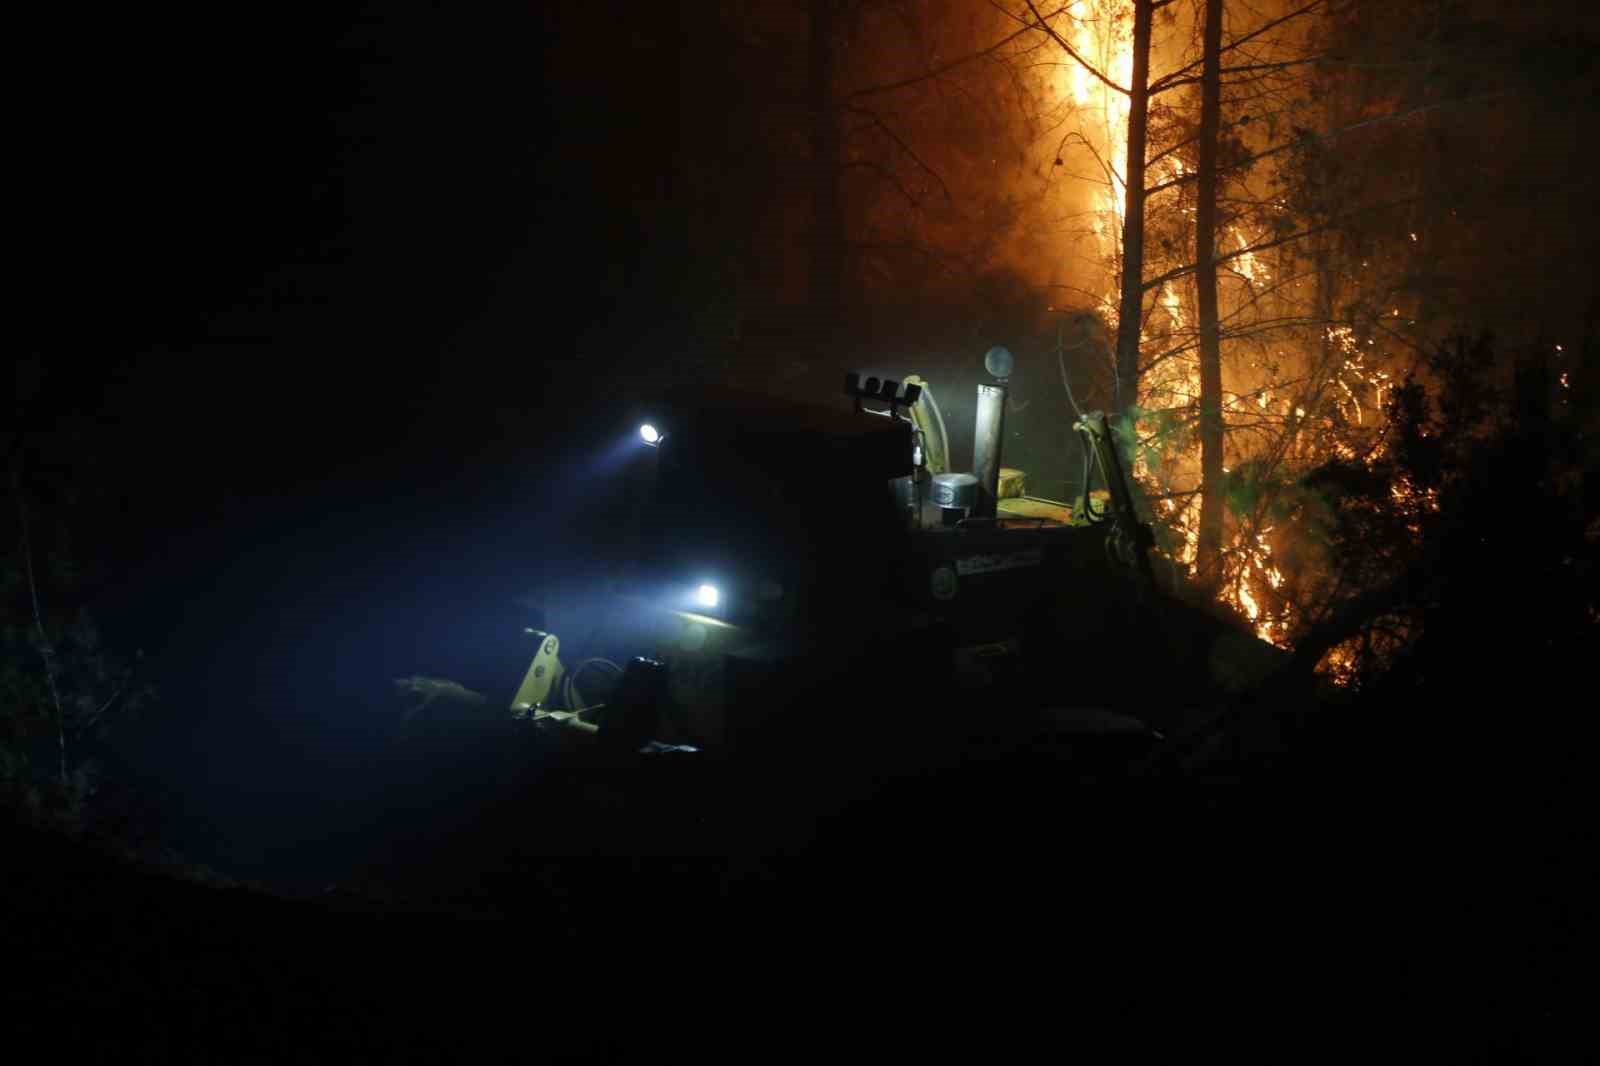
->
1013, 0, 1596, 684
1019, 0, 1355, 632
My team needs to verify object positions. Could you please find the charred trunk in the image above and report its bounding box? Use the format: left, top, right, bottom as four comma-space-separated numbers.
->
1195, 0, 1225, 589
1113, 0, 1155, 420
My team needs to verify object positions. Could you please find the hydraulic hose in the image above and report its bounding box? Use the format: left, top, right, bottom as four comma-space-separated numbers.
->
1076, 423, 1110, 524
560, 657, 623, 713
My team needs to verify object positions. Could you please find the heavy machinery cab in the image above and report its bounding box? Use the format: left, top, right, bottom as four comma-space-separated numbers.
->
511, 349, 1189, 752
597, 359, 1144, 738
638, 384, 914, 646
634, 377, 1134, 656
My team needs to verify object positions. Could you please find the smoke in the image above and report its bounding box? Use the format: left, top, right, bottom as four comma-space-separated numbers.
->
835, 3, 1109, 320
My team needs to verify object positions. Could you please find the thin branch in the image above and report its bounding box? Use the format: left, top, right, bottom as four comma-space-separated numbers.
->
86, 687, 124, 729
1056, 327, 1089, 420
1288, 567, 1425, 676
1015, 0, 1130, 96
1146, 133, 1199, 172
847, 4, 1069, 100
845, 105, 953, 202
1054, 130, 1123, 194
844, 160, 922, 208
1146, 91, 1514, 199
1155, 55, 1325, 94
1141, 197, 1420, 293
1040, 281, 1119, 308
1223, 56, 1327, 79
1150, 0, 1327, 95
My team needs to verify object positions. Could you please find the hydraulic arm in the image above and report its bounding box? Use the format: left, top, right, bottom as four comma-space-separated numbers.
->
1074, 412, 1155, 580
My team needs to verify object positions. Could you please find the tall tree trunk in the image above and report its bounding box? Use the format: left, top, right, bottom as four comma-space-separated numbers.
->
1194, 0, 1225, 588
1113, 0, 1155, 418
809, 0, 843, 343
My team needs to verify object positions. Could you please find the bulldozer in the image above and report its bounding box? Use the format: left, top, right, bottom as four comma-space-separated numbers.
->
471, 345, 1285, 766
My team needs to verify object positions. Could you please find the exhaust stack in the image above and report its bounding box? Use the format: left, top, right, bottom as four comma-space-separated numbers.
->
972, 347, 1013, 518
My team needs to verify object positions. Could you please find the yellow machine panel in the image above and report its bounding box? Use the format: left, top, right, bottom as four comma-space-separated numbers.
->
997, 468, 1027, 499
997, 496, 1075, 525
510, 632, 563, 717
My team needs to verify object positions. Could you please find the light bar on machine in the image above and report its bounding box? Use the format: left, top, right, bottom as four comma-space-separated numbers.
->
844, 373, 922, 414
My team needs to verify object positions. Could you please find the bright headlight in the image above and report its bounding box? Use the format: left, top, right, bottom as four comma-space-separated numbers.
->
639, 423, 662, 446
694, 583, 719, 609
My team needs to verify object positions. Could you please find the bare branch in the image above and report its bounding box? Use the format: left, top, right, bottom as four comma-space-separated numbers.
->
1150, 0, 1327, 95
1288, 568, 1426, 676
847, 4, 1069, 101
85, 687, 124, 729
1146, 133, 1198, 171
1053, 129, 1124, 193
844, 160, 922, 208
1041, 282, 1119, 308
1014, 0, 1130, 96
845, 105, 953, 202
1146, 91, 1513, 199
1141, 196, 1419, 293
1156, 55, 1325, 94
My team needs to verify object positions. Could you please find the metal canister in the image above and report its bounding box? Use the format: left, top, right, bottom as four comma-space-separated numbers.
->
932, 472, 978, 509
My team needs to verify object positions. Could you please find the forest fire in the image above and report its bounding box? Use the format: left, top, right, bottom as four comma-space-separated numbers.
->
1054, 0, 1288, 640
1045, 0, 1430, 664
1, 10, 1588, 1057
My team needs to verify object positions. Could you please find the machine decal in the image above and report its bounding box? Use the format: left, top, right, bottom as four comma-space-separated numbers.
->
954, 548, 1043, 576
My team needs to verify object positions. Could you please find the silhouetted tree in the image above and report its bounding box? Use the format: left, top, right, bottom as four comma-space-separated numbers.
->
4, 362, 152, 832
1283, 333, 1596, 689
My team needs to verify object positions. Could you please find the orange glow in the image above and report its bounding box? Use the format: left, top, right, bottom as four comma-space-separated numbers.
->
1049, 1, 1411, 660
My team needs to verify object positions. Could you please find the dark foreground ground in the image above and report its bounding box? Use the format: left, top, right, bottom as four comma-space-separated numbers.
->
4, 716, 1582, 1064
